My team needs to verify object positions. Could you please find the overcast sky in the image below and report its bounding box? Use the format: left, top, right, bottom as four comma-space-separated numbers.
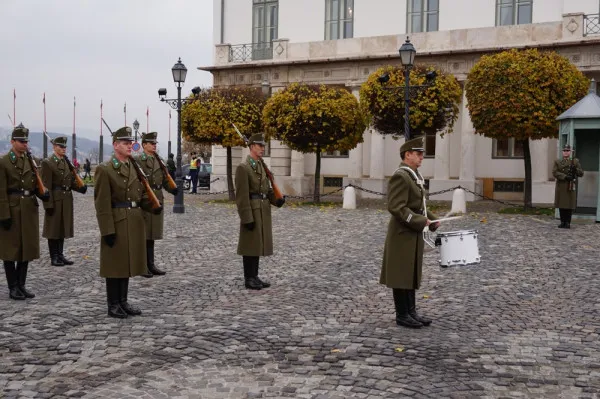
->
0, 0, 214, 153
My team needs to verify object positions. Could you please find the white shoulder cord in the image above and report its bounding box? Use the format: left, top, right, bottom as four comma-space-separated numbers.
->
398, 166, 435, 248
398, 166, 427, 217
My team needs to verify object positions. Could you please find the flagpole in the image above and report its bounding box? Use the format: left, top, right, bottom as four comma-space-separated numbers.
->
124, 102, 127, 126
146, 106, 149, 133
72, 97, 77, 162
43, 93, 48, 158
99, 100, 104, 163
13, 89, 16, 127
168, 109, 172, 155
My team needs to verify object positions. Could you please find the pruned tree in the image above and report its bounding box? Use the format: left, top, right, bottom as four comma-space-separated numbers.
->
182, 86, 266, 200
360, 65, 462, 138
263, 83, 366, 202
465, 49, 589, 209
89, 147, 99, 164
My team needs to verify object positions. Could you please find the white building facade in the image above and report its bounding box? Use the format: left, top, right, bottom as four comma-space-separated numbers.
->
203, 0, 600, 203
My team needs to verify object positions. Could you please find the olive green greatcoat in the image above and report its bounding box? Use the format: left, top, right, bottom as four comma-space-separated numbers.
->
0, 150, 41, 261
380, 163, 436, 290
41, 154, 80, 239
136, 153, 171, 240
235, 156, 277, 256
94, 156, 148, 278
553, 158, 584, 210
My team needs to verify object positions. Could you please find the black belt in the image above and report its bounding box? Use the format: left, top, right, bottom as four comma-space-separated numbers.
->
53, 186, 71, 191
112, 201, 140, 208
7, 189, 34, 197
249, 193, 267, 200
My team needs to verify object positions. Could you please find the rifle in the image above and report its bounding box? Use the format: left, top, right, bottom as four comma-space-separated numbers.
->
25, 150, 49, 199
101, 118, 162, 210
129, 156, 162, 210
568, 151, 577, 192
64, 155, 86, 190
154, 153, 177, 192
231, 123, 284, 201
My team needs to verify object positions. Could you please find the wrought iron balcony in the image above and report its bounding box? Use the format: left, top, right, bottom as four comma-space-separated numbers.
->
229, 42, 273, 62
584, 14, 600, 36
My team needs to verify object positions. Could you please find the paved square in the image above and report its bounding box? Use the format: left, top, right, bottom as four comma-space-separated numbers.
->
1, 193, 599, 398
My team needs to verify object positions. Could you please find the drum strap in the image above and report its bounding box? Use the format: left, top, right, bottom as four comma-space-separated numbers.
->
398, 166, 427, 217
399, 166, 435, 249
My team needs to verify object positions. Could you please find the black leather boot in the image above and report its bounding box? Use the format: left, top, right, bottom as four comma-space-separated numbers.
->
146, 240, 166, 276
4, 261, 25, 300
565, 210, 572, 229
393, 289, 422, 328
558, 210, 566, 228
49, 240, 64, 266
243, 256, 262, 290
106, 278, 127, 318
407, 289, 431, 326
253, 257, 270, 288
141, 240, 153, 278
119, 278, 141, 316
16, 262, 35, 299
58, 239, 74, 265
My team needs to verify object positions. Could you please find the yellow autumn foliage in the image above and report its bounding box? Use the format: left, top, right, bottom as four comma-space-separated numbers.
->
465, 49, 588, 140
360, 65, 462, 137
262, 83, 366, 153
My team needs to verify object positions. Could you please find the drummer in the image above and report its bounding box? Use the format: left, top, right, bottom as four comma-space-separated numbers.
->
379, 136, 440, 329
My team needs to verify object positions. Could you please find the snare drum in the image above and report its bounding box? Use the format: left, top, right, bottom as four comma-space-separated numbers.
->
436, 230, 480, 267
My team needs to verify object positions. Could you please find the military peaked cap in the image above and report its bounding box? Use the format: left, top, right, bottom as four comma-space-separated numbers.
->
563, 144, 572, 151
51, 136, 68, 147
112, 126, 134, 142
11, 123, 30, 142
141, 132, 158, 143
400, 136, 425, 153
248, 133, 266, 146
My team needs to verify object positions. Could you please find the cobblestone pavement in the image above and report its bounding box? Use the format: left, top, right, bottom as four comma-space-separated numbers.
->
1, 192, 599, 399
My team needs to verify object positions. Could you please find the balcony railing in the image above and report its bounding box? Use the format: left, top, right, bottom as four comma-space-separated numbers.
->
229, 42, 273, 62
584, 14, 600, 36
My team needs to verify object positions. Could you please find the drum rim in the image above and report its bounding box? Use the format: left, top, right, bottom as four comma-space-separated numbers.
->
437, 229, 477, 237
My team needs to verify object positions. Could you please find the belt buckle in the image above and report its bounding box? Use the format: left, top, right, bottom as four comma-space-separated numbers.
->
131, 201, 137, 208
23, 190, 31, 196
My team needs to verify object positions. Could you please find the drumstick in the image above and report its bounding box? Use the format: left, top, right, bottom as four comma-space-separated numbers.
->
430, 216, 464, 223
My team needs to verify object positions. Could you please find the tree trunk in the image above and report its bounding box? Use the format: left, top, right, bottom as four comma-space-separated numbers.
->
314, 147, 321, 203
522, 139, 532, 210
226, 146, 235, 201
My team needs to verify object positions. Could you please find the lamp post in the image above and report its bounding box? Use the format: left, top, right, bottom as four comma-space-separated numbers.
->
133, 119, 140, 142
399, 38, 416, 141
378, 37, 435, 142
158, 57, 201, 214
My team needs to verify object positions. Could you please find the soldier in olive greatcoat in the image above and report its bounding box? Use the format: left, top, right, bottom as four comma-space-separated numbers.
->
41, 136, 87, 266
553, 144, 584, 229
235, 133, 285, 290
94, 127, 162, 318
137, 132, 177, 278
0, 124, 50, 300
380, 137, 440, 329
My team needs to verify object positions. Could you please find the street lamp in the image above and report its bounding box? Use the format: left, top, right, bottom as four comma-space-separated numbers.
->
158, 57, 201, 214
378, 37, 436, 141
133, 119, 140, 142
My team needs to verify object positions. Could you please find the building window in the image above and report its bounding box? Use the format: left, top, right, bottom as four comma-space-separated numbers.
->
424, 132, 436, 158
263, 140, 271, 157
492, 138, 524, 158
407, 0, 439, 33
325, 0, 354, 40
322, 149, 349, 158
496, 0, 532, 26
252, 0, 278, 60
